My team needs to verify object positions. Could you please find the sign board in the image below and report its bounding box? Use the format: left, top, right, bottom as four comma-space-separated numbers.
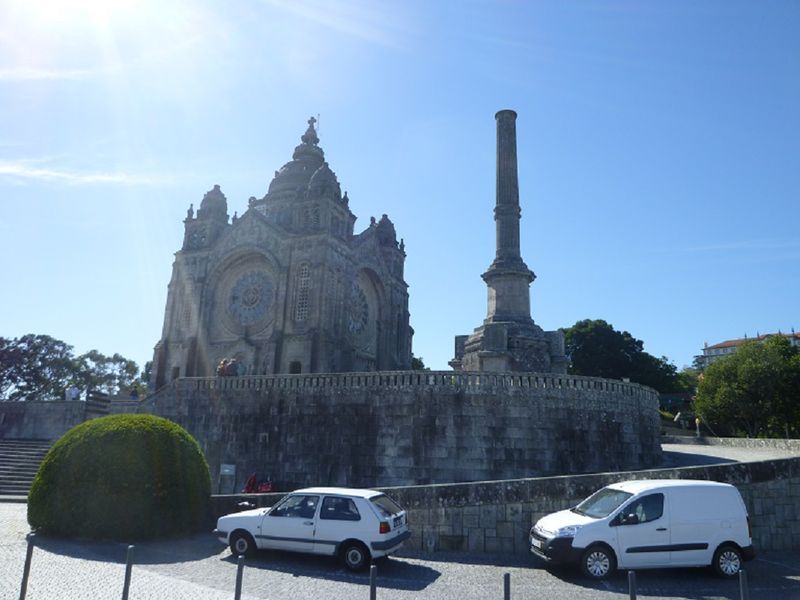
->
220, 463, 236, 476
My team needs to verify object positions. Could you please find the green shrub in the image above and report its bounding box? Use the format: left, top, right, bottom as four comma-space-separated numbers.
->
28, 414, 211, 540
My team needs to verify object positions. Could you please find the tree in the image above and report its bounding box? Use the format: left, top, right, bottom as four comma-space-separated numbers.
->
563, 319, 679, 392
74, 350, 139, 395
0, 334, 141, 401
411, 355, 428, 371
0, 334, 78, 401
694, 336, 800, 438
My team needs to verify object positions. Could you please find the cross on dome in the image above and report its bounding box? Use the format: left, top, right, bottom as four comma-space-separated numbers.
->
301, 115, 319, 146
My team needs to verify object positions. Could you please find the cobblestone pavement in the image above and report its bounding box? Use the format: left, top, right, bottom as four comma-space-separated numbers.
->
3, 503, 800, 600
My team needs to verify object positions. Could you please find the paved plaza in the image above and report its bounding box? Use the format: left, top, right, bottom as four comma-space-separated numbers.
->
3, 502, 800, 600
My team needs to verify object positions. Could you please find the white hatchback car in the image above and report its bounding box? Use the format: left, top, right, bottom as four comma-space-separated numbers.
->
215, 487, 411, 571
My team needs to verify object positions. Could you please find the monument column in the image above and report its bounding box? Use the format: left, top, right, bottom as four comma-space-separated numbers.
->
482, 110, 535, 323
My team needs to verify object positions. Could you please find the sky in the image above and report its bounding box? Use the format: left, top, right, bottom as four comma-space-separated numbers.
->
1, 0, 798, 375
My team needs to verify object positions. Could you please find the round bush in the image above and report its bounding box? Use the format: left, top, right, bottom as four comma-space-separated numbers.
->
28, 414, 211, 540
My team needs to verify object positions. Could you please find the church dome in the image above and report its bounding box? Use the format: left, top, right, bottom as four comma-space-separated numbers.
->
267, 117, 325, 197
197, 185, 228, 222
308, 162, 342, 201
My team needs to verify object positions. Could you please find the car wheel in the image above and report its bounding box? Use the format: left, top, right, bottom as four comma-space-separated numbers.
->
713, 544, 742, 578
230, 530, 256, 558
580, 544, 616, 580
341, 541, 370, 572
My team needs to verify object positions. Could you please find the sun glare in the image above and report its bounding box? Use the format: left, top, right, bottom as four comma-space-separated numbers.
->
18, 0, 144, 28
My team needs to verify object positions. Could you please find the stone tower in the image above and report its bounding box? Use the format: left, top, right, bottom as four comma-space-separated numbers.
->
151, 117, 413, 389
451, 110, 567, 373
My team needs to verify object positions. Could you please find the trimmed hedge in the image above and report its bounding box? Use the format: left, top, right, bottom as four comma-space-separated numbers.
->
28, 414, 211, 540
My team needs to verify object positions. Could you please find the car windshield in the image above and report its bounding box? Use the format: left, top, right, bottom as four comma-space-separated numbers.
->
370, 494, 403, 517
572, 487, 633, 518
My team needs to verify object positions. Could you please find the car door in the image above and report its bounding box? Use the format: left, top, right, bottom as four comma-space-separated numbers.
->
259, 494, 319, 553
613, 493, 670, 568
313, 495, 363, 555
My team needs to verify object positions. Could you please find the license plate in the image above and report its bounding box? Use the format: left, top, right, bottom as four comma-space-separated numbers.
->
394, 515, 404, 527
531, 538, 543, 550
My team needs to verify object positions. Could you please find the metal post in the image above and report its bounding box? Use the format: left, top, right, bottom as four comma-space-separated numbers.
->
503, 572, 510, 600
369, 564, 377, 600
234, 555, 245, 600
122, 545, 134, 600
628, 570, 637, 600
18, 535, 35, 600
739, 569, 750, 600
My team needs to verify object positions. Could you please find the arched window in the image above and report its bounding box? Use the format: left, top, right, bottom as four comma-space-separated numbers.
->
294, 264, 311, 322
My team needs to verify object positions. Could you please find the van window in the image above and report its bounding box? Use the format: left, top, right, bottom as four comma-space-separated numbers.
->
574, 487, 633, 518
623, 493, 664, 523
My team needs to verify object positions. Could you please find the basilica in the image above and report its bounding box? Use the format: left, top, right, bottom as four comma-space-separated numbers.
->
151, 118, 412, 389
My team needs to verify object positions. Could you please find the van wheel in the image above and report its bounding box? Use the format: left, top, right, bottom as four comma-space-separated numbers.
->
341, 541, 370, 571
230, 530, 256, 558
580, 544, 616, 579
713, 544, 742, 578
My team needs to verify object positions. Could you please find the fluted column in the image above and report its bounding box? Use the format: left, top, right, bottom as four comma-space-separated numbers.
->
494, 110, 522, 263
482, 110, 535, 323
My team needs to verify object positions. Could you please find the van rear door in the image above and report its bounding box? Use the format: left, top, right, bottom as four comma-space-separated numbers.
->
613, 492, 671, 568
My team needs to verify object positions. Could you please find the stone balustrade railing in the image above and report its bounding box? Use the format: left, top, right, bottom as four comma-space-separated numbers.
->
144, 370, 658, 406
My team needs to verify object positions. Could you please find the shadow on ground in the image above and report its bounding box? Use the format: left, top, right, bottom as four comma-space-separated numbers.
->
659, 451, 737, 468
223, 550, 441, 592
27, 530, 223, 565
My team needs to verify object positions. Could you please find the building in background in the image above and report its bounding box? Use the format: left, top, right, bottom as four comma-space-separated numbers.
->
151, 118, 412, 389
695, 330, 800, 370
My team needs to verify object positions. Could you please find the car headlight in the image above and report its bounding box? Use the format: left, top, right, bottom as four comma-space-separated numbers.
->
555, 525, 580, 538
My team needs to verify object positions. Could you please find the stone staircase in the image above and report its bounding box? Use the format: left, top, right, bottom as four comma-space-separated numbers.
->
0, 439, 52, 499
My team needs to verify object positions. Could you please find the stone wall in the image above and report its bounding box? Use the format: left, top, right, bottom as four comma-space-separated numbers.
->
0, 398, 143, 440
0, 401, 87, 440
142, 371, 661, 489
212, 454, 800, 554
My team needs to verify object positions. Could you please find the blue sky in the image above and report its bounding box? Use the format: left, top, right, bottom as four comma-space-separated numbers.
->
1, 1, 798, 375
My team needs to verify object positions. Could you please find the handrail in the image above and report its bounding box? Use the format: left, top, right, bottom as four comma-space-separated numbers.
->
146, 370, 659, 401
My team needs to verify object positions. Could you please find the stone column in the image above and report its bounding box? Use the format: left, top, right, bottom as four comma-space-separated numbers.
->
494, 109, 522, 264
483, 110, 534, 323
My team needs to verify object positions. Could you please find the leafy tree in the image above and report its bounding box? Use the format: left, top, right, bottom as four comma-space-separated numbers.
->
563, 319, 679, 392
411, 355, 428, 371
0, 334, 140, 401
74, 350, 139, 395
0, 334, 78, 401
674, 368, 700, 394
694, 336, 800, 438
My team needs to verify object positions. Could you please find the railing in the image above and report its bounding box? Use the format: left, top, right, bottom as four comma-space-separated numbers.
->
143, 370, 659, 404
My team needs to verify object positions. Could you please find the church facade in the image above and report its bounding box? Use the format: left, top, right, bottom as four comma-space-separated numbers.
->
151, 118, 412, 389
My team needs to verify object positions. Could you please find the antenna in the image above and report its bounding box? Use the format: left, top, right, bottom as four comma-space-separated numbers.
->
316, 113, 321, 134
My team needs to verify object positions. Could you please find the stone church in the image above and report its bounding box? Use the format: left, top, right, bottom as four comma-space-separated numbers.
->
151, 118, 412, 389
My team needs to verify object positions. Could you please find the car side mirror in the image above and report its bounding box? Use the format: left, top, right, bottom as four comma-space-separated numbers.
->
624, 513, 639, 525
613, 512, 639, 526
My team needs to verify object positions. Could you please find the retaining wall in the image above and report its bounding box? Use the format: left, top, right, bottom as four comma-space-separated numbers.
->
212, 453, 800, 554
142, 371, 661, 488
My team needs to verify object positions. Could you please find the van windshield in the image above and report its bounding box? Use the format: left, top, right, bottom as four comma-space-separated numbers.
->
572, 487, 633, 519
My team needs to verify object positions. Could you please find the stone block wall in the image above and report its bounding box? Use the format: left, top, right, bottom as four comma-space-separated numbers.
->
142, 371, 661, 490
0, 401, 87, 440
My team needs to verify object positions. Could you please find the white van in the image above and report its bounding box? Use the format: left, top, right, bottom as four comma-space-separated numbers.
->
530, 479, 755, 579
